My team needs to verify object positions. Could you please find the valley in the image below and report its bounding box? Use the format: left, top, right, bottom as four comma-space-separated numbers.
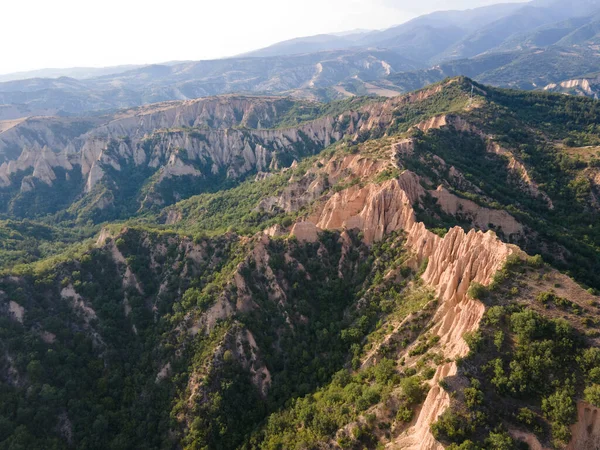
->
3, 1, 600, 448
1, 77, 600, 449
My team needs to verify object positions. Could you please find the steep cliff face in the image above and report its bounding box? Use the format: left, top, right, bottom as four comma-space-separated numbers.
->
0, 80, 468, 221
0, 96, 374, 219
411, 113, 554, 209
568, 402, 600, 450
295, 170, 518, 449
305, 170, 523, 244
0, 117, 99, 162
544, 76, 600, 98
282, 153, 600, 449
2, 78, 600, 449
392, 227, 515, 450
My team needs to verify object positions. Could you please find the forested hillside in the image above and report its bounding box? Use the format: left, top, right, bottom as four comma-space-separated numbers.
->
1, 78, 600, 449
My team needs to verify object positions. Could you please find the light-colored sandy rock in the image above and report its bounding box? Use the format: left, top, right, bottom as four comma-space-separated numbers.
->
40, 331, 56, 344
312, 171, 522, 245
155, 362, 172, 383
61, 286, 98, 322
234, 328, 272, 396
431, 185, 523, 236
545, 78, 596, 96
488, 141, 554, 209
165, 209, 183, 225
392, 139, 415, 158
304, 172, 519, 449
86, 162, 105, 192
510, 430, 550, 450
0, 97, 356, 210
95, 227, 113, 246
290, 221, 320, 243
263, 224, 287, 237
0, 81, 464, 215
407, 113, 554, 209
414, 115, 448, 132
8, 301, 25, 323
568, 402, 600, 450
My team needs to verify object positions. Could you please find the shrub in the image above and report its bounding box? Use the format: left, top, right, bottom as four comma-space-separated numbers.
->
510, 309, 546, 341
431, 409, 473, 443
584, 384, 600, 407
542, 387, 576, 444
464, 387, 484, 409
484, 306, 506, 326
463, 331, 483, 353
337, 434, 353, 449
223, 350, 234, 363
485, 432, 517, 449
374, 358, 398, 384
447, 441, 480, 450
401, 377, 426, 405
536, 291, 554, 305
526, 254, 544, 268
468, 282, 487, 300
589, 368, 600, 384
396, 406, 413, 423
493, 331, 504, 351
516, 408, 536, 426
422, 367, 436, 380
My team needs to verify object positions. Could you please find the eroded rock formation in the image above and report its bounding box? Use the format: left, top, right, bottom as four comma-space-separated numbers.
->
299, 170, 520, 449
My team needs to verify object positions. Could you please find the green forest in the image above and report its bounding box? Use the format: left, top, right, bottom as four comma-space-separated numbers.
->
1, 78, 600, 449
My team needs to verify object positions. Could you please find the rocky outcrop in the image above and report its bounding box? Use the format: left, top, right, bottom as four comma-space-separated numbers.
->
311, 170, 522, 244
257, 153, 389, 215
290, 221, 319, 243
0, 79, 469, 218
487, 141, 554, 209
414, 115, 448, 132
544, 78, 599, 98
568, 402, 600, 450
430, 185, 523, 236
0, 145, 74, 188
392, 139, 415, 158
8, 301, 25, 323
257, 171, 328, 213
351, 82, 448, 137
61, 285, 98, 323
509, 430, 549, 450
397, 226, 514, 450
409, 113, 554, 209
301, 170, 520, 449
0, 96, 371, 212
232, 328, 272, 397
0, 117, 98, 162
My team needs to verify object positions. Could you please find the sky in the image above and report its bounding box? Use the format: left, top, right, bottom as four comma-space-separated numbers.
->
0, 0, 525, 75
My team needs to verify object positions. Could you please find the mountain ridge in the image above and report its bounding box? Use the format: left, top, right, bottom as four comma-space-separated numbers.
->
3, 1, 600, 121
2, 78, 600, 448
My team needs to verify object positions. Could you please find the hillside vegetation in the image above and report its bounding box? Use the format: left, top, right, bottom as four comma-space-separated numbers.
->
1, 78, 600, 449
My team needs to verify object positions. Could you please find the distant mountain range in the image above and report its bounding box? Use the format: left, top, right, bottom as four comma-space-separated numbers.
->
0, 65, 146, 83
242, 2, 527, 61
1, 0, 600, 120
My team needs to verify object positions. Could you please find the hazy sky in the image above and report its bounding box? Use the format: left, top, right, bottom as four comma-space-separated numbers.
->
1, 0, 525, 74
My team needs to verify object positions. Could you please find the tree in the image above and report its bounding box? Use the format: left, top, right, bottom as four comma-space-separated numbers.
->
485, 432, 517, 449
585, 384, 600, 407
542, 387, 576, 444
